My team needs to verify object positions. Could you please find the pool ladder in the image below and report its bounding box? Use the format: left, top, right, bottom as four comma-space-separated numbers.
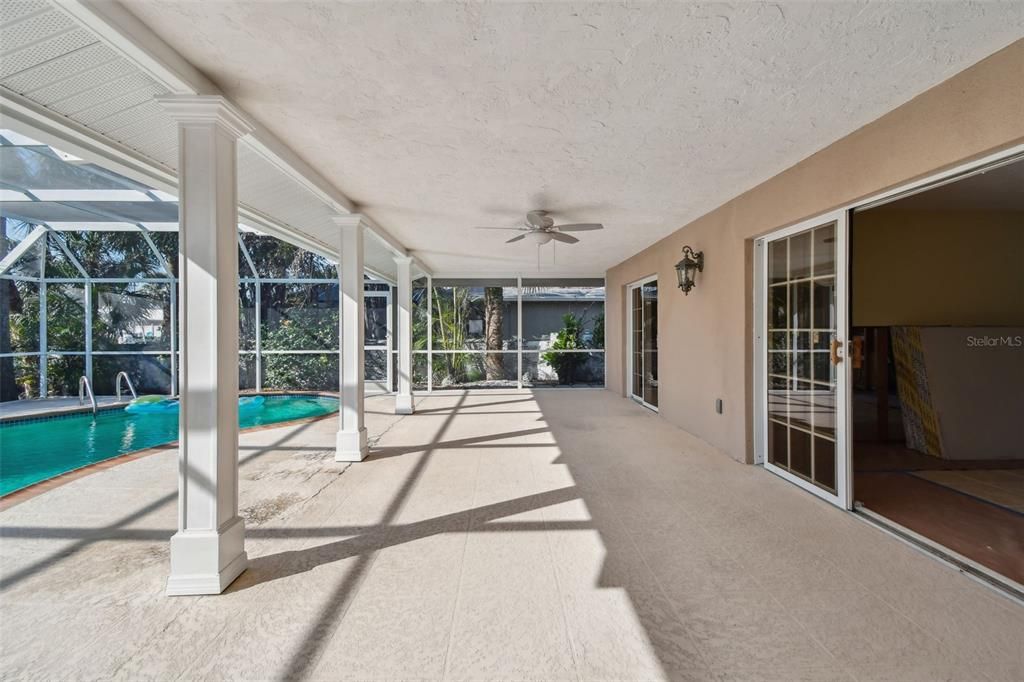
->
78, 375, 97, 416
115, 371, 138, 402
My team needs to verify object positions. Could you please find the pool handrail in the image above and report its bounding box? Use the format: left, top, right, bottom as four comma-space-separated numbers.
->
115, 371, 138, 402
78, 375, 97, 416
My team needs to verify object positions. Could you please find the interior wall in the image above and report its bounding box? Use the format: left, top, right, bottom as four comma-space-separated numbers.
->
852, 209, 1024, 327
919, 326, 1024, 460
605, 39, 1024, 464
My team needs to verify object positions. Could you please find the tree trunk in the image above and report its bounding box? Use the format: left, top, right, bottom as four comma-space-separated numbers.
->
0, 217, 19, 401
483, 287, 504, 380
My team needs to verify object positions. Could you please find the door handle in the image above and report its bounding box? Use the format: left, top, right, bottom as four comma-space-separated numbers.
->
830, 337, 844, 365
851, 336, 864, 369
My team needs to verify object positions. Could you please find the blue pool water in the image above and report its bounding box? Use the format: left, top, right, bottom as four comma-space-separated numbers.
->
0, 395, 338, 496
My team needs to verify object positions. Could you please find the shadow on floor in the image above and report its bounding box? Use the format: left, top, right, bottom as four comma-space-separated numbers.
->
227, 390, 713, 680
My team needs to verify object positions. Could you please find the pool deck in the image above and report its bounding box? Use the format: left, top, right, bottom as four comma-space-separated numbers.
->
0, 396, 131, 422
1, 390, 1022, 681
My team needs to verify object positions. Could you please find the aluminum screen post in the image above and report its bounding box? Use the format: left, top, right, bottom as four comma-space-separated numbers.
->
394, 255, 415, 414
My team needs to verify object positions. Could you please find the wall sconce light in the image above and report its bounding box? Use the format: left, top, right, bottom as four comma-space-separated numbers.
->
674, 245, 704, 295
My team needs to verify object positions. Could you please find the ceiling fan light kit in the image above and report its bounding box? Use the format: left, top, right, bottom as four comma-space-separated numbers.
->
475, 209, 604, 249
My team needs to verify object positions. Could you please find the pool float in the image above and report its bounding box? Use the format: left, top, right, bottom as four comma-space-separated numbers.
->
238, 395, 266, 412
125, 395, 179, 413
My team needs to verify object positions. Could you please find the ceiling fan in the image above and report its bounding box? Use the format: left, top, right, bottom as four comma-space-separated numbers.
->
475, 210, 604, 245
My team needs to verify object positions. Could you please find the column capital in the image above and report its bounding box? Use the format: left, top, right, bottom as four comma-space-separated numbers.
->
331, 213, 370, 231
155, 95, 253, 139
393, 255, 413, 266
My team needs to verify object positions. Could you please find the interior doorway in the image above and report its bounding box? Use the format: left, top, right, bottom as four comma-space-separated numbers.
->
628, 276, 658, 410
849, 156, 1024, 588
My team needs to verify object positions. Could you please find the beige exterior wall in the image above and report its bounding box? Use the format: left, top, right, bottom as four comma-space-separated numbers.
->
851, 209, 1024, 327
605, 39, 1024, 464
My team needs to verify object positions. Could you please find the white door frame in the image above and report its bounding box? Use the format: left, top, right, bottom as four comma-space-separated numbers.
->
364, 289, 392, 394
752, 143, 1024, 511
627, 274, 658, 412
754, 209, 851, 509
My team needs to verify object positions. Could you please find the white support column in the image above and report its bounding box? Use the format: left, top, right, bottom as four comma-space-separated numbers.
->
157, 95, 253, 596
394, 256, 414, 414
334, 215, 368, 461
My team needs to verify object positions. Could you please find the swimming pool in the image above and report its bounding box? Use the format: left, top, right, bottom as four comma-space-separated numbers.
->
0, 395, 338, 496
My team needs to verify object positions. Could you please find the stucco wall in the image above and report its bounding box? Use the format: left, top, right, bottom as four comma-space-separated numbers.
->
605, 39, 1024, 464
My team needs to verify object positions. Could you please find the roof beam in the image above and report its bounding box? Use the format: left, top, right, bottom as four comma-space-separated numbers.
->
55, 0, 216, 96
0, 88, 178, 194
44, 227, 90, 279
0, 223, 46, 276
238, 205, 394, 284
61, 0, 356, 213
55, 0, 416, 267
429, 270, 607, 280
135, 224, 174, 277
237, 233, 258, 279
38, 222, 177, 232
1, 90, 395, 281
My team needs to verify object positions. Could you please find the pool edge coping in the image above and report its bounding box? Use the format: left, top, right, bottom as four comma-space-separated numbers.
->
0, 402, 130, 425
0, 390, 340, 426
0, 394, 342, 512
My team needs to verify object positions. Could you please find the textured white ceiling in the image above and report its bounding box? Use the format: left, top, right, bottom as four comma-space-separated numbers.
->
121, 1, 1024, 276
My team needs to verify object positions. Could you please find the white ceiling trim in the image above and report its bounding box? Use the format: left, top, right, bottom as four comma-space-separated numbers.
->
0, 86, 177, 193
54, 0, 427, 275
431, 271, 607, 281
54, 0, 215, 95
0, 88, 398, 283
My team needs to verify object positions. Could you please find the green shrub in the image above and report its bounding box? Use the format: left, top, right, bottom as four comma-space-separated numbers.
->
261, 312, 339, 391
542, 313, 587, 385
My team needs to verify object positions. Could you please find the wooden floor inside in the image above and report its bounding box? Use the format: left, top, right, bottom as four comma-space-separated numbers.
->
854, 443, 1024, 586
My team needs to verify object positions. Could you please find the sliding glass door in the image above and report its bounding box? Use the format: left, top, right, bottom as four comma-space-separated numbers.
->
629, 276, 658, 410
757, 211, 850, 508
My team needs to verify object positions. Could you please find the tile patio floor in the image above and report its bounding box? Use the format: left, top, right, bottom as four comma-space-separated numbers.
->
1, 390, 1021, 681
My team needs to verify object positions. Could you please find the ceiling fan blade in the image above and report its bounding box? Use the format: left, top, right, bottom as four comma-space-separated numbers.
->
554, 223, 603, 232
549, 232, 579, 244
505, 234, 527, 243
474, 226, 523, 231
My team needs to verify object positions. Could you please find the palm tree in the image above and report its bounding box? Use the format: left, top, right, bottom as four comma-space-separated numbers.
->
432, 287, 470, 385
484, 287, 504, 380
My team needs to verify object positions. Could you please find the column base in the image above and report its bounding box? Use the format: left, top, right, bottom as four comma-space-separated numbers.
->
336, 427, 368, 461
166, 516, 247, 596
395, 393, 415, 415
